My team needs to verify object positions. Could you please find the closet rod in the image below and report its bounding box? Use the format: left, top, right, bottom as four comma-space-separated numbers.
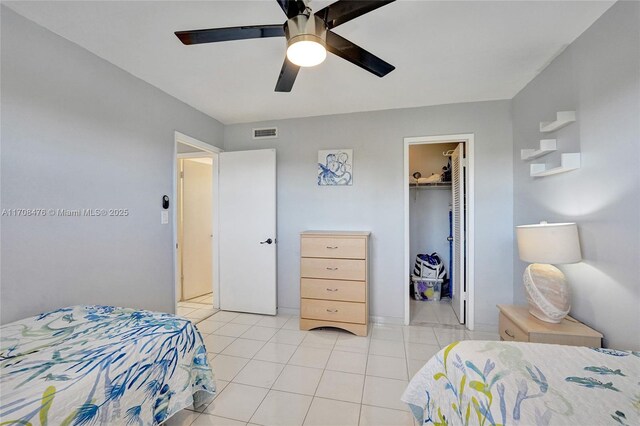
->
443, 150, 455, 157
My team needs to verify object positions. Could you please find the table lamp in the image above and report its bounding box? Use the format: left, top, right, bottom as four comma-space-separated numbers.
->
516, 222, 582, 323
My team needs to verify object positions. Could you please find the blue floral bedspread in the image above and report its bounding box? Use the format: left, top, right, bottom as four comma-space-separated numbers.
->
402, 340, 640, 425
0, 305, 215, 425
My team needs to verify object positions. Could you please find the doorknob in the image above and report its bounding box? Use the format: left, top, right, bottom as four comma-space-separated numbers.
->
260, 238, 273, 245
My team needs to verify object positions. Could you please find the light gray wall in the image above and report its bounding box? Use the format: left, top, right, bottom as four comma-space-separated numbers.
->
512, 1, 639, 349
177, 142, 206, 154
224, 101, 514, 325
410, 189, 452, 279
0, 7, 224, 323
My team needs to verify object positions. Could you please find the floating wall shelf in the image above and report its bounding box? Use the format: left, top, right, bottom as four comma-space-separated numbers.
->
530, 153, 581, 177
540, 111, 576, 133
521, 139, 557, 160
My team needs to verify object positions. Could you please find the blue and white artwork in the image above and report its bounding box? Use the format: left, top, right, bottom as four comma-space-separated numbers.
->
318, 149, 353, 186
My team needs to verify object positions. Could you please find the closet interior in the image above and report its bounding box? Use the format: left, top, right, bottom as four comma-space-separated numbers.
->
409, 142, 466, 327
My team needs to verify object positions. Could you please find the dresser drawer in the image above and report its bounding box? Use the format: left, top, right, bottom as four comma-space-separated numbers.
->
301, 237, 366, 259
301, 299, 365, 324
499, 312, 529, 342
301, 278, 366, 302
300, 258, 366, 281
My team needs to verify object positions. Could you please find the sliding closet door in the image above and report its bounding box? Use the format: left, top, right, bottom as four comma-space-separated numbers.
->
451, 144, 466, 324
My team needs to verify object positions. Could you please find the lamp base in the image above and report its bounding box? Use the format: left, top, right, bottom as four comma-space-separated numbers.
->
523, 264, 570, 323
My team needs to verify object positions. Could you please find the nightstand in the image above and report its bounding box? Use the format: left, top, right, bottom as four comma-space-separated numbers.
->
497, 304, 602, 347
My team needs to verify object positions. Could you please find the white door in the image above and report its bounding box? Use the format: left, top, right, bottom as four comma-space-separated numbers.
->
181, 159, 213, 300
451, 144, 466, 323
219, 149, 277, 315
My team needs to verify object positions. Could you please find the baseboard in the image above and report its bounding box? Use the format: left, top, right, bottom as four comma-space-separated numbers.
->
471, 322, 498, 332
276, 308, 405, 327
277, 307, 299, 316
369, 315, 405, 326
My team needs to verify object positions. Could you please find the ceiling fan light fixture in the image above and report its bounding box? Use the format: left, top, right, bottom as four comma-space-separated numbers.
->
286, 37, 326, 67
174, 0, 397, 92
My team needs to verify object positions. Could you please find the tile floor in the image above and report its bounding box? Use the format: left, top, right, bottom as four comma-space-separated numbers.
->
192, 293, 215, 305
410, 298, 463, 327
164, 310, 499, 426
177, 293, 217, 324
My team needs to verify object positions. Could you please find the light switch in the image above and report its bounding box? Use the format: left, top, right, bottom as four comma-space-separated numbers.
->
161, 211, 169, 224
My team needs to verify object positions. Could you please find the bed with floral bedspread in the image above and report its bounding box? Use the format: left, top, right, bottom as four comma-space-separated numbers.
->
402, 340, 639, 425
0, 305, 215, 425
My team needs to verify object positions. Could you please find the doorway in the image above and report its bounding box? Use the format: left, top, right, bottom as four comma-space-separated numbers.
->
403, 134, 475, 330
173, 132, 220, 323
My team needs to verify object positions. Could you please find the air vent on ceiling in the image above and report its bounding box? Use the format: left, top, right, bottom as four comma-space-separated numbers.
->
253, 127, 278, 139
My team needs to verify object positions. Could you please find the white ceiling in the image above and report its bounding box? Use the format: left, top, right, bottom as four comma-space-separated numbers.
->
5, 1, 614, 124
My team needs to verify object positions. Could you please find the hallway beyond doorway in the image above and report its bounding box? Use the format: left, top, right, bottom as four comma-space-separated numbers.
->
177, 292, 217, 323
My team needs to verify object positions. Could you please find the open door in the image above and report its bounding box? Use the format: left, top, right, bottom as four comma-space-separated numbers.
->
219, 149, 277, 315
451, 144, 467, 323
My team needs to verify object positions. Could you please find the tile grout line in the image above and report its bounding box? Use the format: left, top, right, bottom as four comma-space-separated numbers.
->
300, 329, 339, 425
210, 312, 291, 424
199, 314, 483, 425
187, 312, 238, 424
403, 326, 412, 383
197, 318, 249, 421
203, 312, 496, 421
248, 321, 337, 424
183, 312, 269, 422
356, 324, 374, 426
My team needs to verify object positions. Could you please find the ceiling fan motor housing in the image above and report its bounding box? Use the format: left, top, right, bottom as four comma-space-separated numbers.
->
285, 14, 327, 49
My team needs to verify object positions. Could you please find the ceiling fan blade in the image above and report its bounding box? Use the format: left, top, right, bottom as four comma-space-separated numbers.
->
275, 58, 300, 92
275, 0, 308, 19
175, 24, 285, 45
325, 31, 395, 77
315, 0, 395, 30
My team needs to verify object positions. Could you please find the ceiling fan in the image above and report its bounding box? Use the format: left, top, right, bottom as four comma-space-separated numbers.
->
175, 0, 396, 92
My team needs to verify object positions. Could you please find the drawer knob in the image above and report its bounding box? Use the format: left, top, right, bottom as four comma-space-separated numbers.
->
504, 329, 515, 338
326, 309, 338, 313
326, 267, 338, 271
326, 246, 339, 249
326, 288, 339, 292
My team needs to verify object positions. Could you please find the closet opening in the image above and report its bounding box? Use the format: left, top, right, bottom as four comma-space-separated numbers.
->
403, 134, 475, 330
173, 132, 221, 324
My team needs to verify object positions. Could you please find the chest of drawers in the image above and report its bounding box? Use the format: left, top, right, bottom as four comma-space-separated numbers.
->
300, 231, 370, 336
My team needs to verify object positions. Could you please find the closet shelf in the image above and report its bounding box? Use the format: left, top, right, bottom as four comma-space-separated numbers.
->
409, 182, 452, 189
530, 153, 581, 177
540, 111, 576, 133
521, 139, 557, 160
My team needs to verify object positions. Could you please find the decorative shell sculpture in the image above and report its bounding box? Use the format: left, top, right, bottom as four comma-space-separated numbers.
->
523, 263, 571, 323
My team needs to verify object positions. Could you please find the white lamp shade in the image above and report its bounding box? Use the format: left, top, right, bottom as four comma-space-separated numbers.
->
516, 222, 582, 264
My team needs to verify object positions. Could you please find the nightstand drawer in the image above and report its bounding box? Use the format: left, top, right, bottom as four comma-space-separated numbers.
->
301, 237, 366, 259
300, 258, 366, 281
301, 299, 365, 324
499, 312, 529, 342
301, 278, 366, 302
